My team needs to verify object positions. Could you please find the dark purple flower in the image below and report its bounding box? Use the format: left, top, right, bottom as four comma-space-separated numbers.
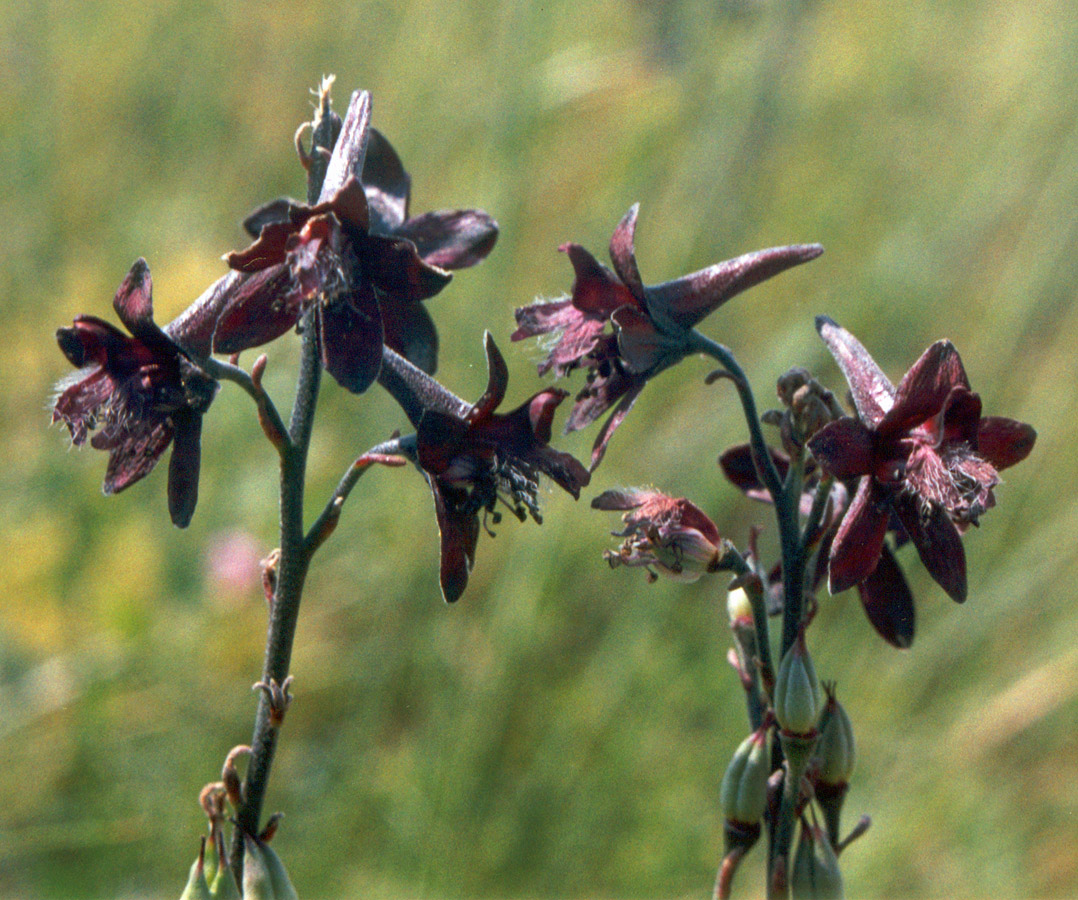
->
218, 91, 498, 385
52, 258, 218, 527
808, 316, 1036, 605
380, 336, 589, 603
513, 204, 822, 469
592, 488, 724, 582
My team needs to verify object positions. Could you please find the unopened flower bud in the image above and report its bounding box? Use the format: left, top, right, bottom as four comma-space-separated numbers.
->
209, 828, 240, 899
721, 727, 771, 829
774, 637, 823, 736
727, 586, 753, 627
243, 833, 299, 900
816, 683, 855, 788
790, 822, 844, 899
179, 838, 212, 900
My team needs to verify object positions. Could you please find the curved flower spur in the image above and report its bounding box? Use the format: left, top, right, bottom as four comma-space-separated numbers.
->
513, 203, 822, 468
218, 91, 498, 389
808, 316, 1036, 605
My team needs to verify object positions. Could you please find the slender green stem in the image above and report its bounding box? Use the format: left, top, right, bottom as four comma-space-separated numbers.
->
228, 83, 336, 880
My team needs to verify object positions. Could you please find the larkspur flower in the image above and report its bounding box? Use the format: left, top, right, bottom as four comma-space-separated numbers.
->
513, 204, 821, 468
52, 259, 219, 527
217, 90, 497, 388
379, 335, 589, 603
808, 316, 1036, 604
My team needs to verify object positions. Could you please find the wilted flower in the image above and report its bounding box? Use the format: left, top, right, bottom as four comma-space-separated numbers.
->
592, 488, 724, 582
53, 258, 218, 527
808, 316, 1036, 603
218, 90, 498, 388
381, 336, 589, 603
513, 204, 821, 468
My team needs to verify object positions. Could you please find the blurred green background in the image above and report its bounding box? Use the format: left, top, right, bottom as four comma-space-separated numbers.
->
2, 0, 1075, 897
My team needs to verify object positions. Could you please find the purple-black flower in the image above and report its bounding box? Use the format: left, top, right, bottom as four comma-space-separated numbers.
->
217, 91, 498, 388
808, 316, 1036, 605
513, 204, 821, 469
380, 336, 589, 603
52, 258, 218, 527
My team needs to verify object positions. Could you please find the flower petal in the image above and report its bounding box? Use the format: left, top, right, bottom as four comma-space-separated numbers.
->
101, 417, 175, 495
564, 242, 640, 315
816, 316, 895, 428
363, 234, 452, 302
647, 244, 823, 330
168, 409, 202, 528
212, 266, 301, 354
428, 478, 479, 604
718, 443, 790, 500
892, 493, 967, 602
977, 417, 1037, 471
396, 209, 499, 270
112, 258, 155, 332
808, 416, 875, 480
242, 197, 301, 238
828, 477, 889, 594
320, 90, 372, 201
361, 128, 410, 232
608, 204, 645, 299
857, 543, 915, 648
880, 340, 970, 435
587, 378, 646, 471
379, 298, 439, 374
318, 281, 383, 394
611, 305, 671, 373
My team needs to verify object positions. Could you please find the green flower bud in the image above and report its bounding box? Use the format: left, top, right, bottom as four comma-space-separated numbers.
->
179, 839, 212, 900
816, 683, 855, 787
259, 839, 299, 900
774, 637, 823, 736
720, 726, 771, 827
242, 835, 277, 900
726, 586, 753, 627
210, 862, 241, 900
790, 822, 844, 900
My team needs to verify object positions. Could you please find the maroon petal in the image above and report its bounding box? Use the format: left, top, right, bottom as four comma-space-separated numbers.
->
608, 204, 645, 299
587, 379, 646, 471
318, 281, 383, 394
648, 244, 823, 331
226, 218, 300, 273
52, 367, 115, 444
470, 332, 509, 422
428, 478, 479, 604
816, 316, 895, 428
112, 258, 155, 332
718, 443, 791, 499
396, 209, 499, 270
168, 409, 202, 528
513, 297, 609, 378
101, 417, 175, 495
564, 366, 641, 433
379, 299, 438, 374
977, 417, 1037, 470
56, 317, 132, 370
325, 176, 372, 235
592, 488, 646, 512
808, 416, 875, 480
857, 543, 915, 648
892, 493, 967, 602
611, 305, 671, 374
364, 234, 452, 303
828, 477, 889, 594
320, 90, 372, 202
880, 340, 970, 436
242, 197, 301, 238
361, 128, 410, 232
563, 243, 640, 315
212, 265, 301, 354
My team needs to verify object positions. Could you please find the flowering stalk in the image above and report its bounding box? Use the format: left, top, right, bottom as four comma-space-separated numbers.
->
228, 81, 337, 879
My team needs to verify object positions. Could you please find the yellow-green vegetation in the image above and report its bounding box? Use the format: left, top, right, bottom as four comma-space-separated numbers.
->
2, 1, 1075, 897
